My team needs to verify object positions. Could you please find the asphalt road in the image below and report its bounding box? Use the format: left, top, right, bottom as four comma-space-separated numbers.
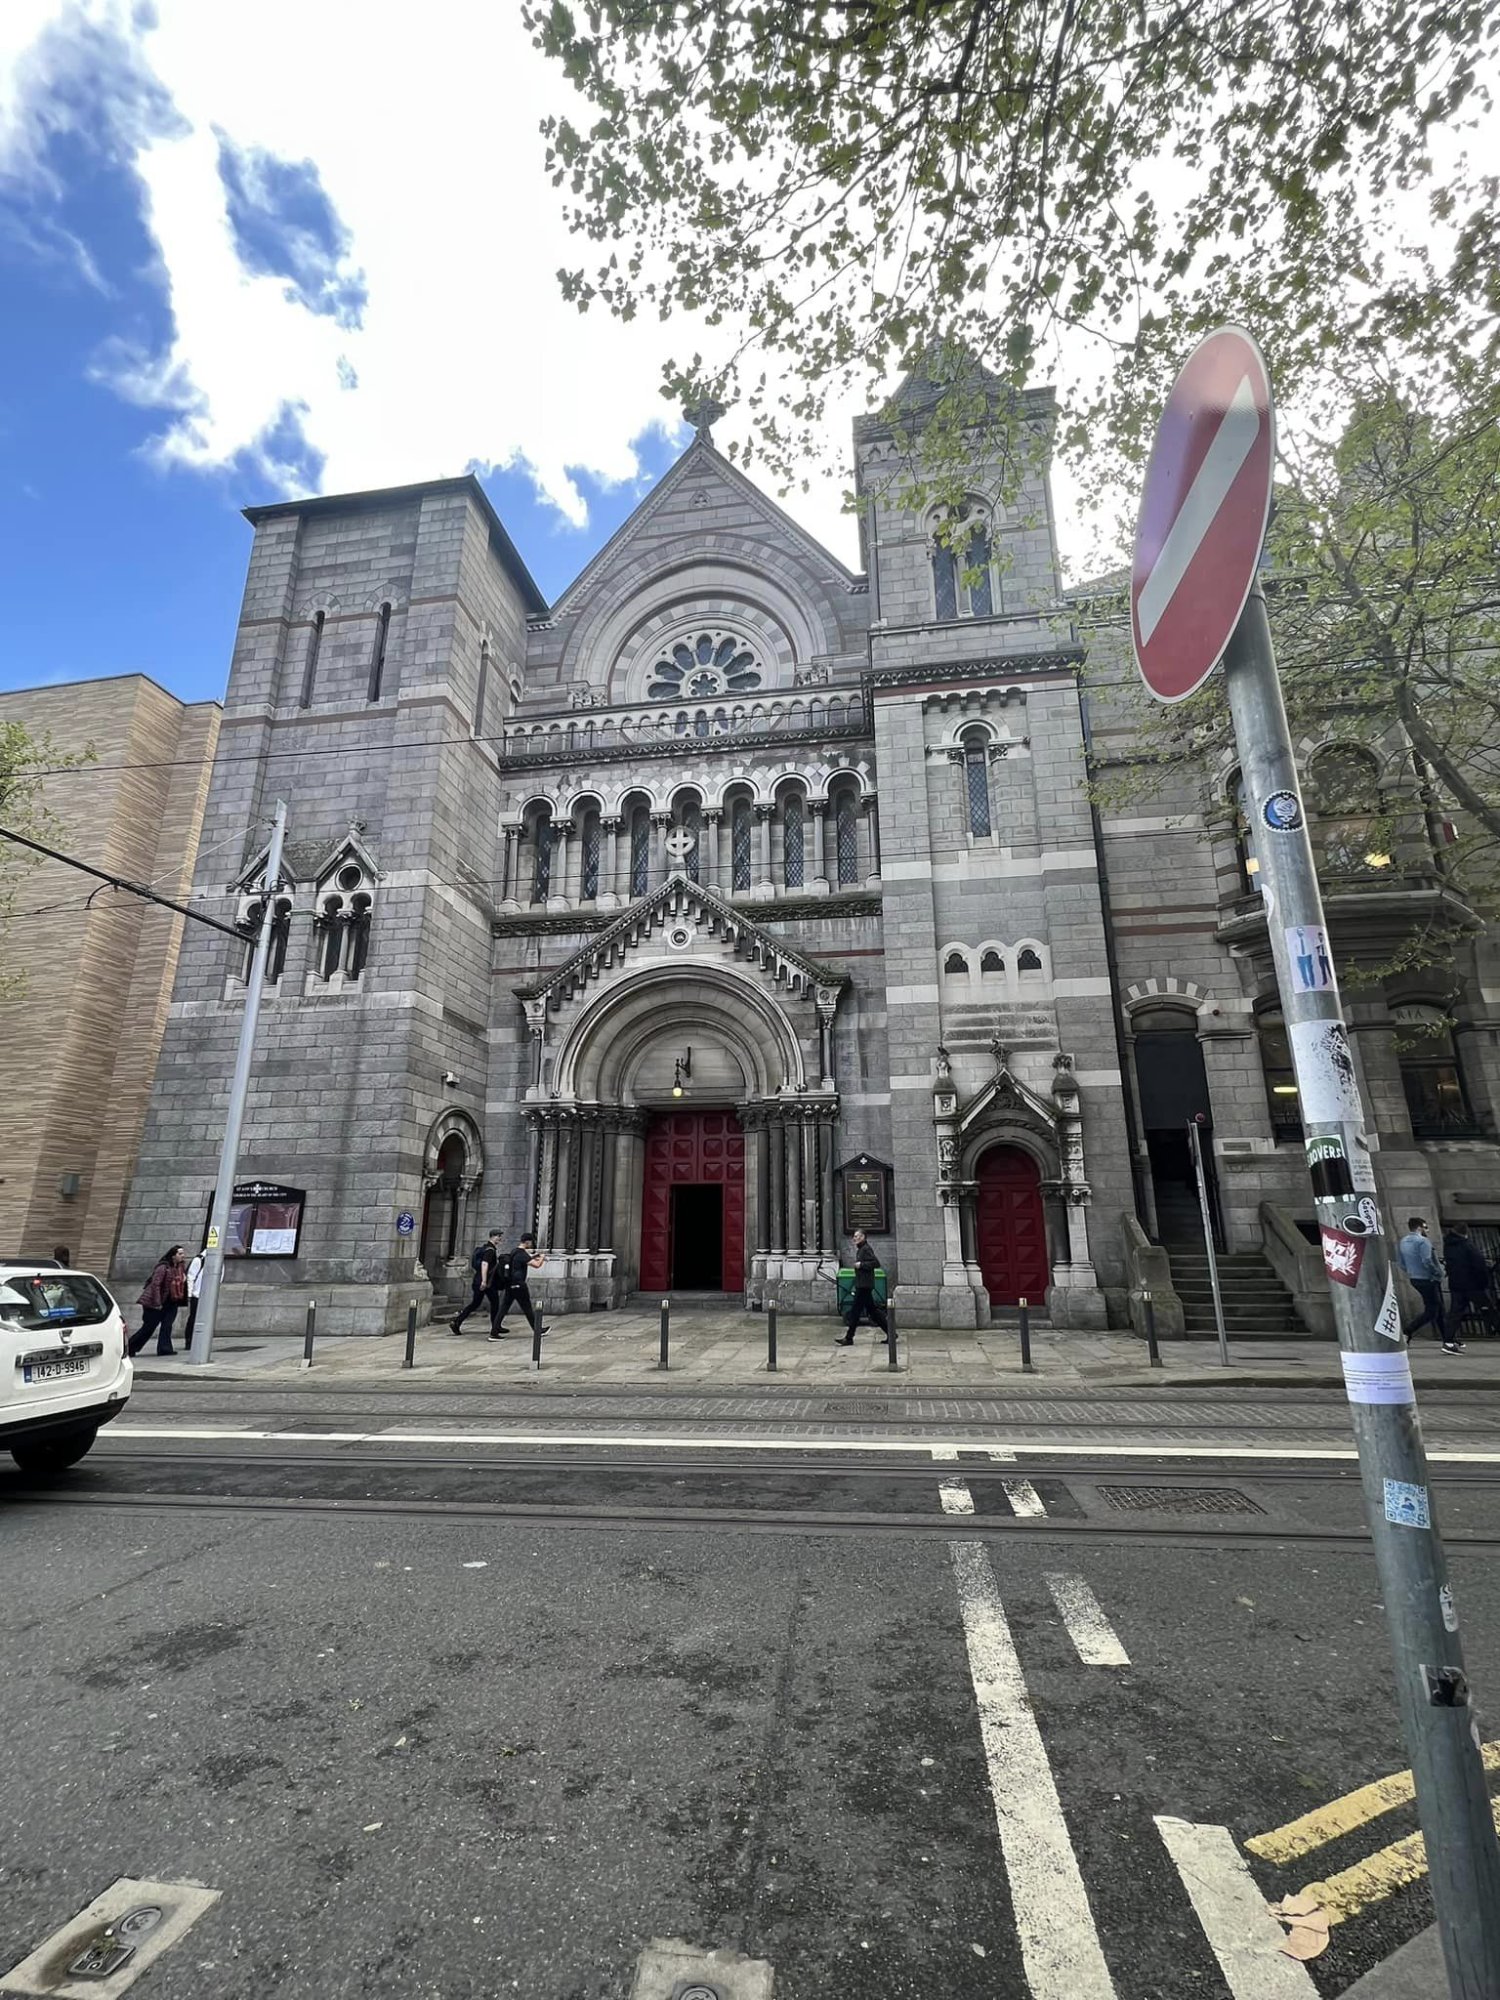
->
4, 1384, 1500, 1998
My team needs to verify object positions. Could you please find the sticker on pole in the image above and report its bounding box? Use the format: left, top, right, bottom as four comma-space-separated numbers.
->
1286, 924, 1335, 993
1340, 1349, 1414, 1405
1131, 325, 1275, 703
1320, 1226, 1365, 1287
1383, 1479, 1431, 1530
1289, 1018, 1362, 1124
1374, 1271, 1402, 1342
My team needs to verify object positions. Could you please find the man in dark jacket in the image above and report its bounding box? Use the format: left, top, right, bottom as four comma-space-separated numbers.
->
450, 1230, 502, 1334
492, 1234, 545, 1341
1443, 1224, 1492, 1336
835, 1229, 889, 1344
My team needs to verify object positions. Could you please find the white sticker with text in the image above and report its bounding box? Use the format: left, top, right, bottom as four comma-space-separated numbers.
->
1341, 1349, 1415, 1405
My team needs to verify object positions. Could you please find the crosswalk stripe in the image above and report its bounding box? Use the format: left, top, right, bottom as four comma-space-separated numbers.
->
1003, 1478, 1048, 1518
1300, 1797, 1500, 1924
1155, 1817, 1319, 1998
1246, 1741, 1500, 1864
939, 1477, 976, 1515
1046, 1573, 1130, 1666
951, 1541, 1117, 1998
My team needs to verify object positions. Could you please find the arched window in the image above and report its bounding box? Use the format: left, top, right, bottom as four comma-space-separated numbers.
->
1017, 947, 1043, 974
368, 601, 392, 702
268, 898, 292, 983
834, 790, 859, 885
646, 630, 763, 701
944, 950, 969, 975
629, 807, 651, 897
731, 799, 752, 892
961, 728, 993, 837
1257, 1006, 1301, 1139
671, 795, 703, 882
931, 501, 998, 621
531, 811, 554, 905
314, 857, 377, 982
783, 794, 805, 890
473, 639, 489, 739
299, 612, 324, 710
980, 948, 1004, 974
580, 808, 601, 900
1310, 745, 1384, 873
1397, 1016, 1475, 1137
1227, 769, 1255, 895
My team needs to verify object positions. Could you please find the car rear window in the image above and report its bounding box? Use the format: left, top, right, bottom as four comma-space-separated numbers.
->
0, 1272, 115, 1331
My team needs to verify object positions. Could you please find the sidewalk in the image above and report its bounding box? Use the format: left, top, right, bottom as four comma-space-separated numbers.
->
136, 1308, 1500, 1392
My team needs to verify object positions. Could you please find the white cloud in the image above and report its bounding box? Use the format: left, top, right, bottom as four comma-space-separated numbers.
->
0, 0, 865, 566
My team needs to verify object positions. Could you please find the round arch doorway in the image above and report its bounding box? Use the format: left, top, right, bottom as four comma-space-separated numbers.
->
975, 1146, 1049, 1306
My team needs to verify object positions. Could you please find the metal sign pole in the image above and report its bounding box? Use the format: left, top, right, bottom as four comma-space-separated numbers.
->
188, 799, 287, 1367
1223, 584, 1500, 1995
1188, 1117, 1230, 1367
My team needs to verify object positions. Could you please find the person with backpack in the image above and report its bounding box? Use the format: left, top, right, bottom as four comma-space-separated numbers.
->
491, 1234, 545, 1341
450, 1230, 503, 1334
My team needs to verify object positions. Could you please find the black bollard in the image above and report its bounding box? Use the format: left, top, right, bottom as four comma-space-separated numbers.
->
1018, 1295, 1034, 1373
403, 1299, 418, 1370
766, 1305, 778, 1373
886, 1304, 898, 1371
658, 1297, 670, 1371
530, 1309, 543, 1372
1143, 1287, 1163, 1368
302, 1299, 316, 1370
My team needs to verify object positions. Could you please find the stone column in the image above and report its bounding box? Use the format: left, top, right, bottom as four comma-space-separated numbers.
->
819, 1113, 836, 1255
755, 803, 775, 896
598, 1122, 619, 1248
768, 1116, 786, 1253
701, 808, 722, 891
801, 1114, 820, 1253
653, 810, 674, 884
751, 1113, 771, 1252
547, 823, 572, 910
808, 800, 828, 892
784, 1119, 803, 1253
862, 795, 881, 884
602, 818, 622, 906
500, 823, 522, 908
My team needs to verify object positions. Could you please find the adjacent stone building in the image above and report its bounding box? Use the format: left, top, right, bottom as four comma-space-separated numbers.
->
112, 361, 1500, 1336
0, 674, 219, 1267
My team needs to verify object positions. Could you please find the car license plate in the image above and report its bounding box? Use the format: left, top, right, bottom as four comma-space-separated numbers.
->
22, 1354, 89, 1383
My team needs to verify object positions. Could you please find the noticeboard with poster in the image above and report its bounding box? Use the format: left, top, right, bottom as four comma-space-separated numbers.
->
204, 1181, 307, 1259
838, 1154, 891, 1236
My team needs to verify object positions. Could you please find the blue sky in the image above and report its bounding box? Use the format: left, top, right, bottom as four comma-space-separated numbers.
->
0, 2, 858, 708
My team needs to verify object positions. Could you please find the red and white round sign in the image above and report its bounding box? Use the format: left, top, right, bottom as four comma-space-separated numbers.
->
1131, 326, 1275, 703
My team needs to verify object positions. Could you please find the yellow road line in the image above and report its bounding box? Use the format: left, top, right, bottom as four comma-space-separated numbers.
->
1246, 1741, 1500, 1864
1301, 1798, 1500, 1924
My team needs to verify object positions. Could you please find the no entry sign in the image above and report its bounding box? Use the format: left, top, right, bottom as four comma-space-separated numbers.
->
1131, 326, 1275, 703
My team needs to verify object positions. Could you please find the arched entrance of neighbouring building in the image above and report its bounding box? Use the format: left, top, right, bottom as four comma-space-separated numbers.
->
639, 1108, 747, 1293
419, 1132, 466, 1274
1131, 1006, 1219, 1246
975, 1146, 1049, 1305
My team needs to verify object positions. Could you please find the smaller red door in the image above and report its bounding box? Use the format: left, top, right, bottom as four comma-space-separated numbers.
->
639, 1111, 745, 1292
975, 1147, 1049, 1306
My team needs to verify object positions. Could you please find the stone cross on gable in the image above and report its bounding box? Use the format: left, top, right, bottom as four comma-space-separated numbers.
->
684, 396, 727, 443
665, 826, 698, 866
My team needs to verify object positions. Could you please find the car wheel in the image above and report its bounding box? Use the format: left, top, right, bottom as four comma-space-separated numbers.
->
10, 1426, 99, 1474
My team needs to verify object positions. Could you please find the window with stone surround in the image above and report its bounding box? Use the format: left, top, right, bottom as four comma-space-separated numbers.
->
629, 806, 651, 897
647, 630, 763, 701
1256, 1005, 1302, 1140
299, 612, 324, 709
368, 602, 392, 701
782, 792, 805, 890
1397, 1017, 1477, 1139
529, 808, 554, 905
834, 789, 859, 885
314, 859, 376, 983
731, 799, 752, 891
931, 501, 999, 621
473, 640, 490, 739
580, 808, 601, 900
961, 726, 994, 837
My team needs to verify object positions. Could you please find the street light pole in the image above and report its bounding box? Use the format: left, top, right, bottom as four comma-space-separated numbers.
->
1223, 586, 1500, 1995
188, 799, 287, 1368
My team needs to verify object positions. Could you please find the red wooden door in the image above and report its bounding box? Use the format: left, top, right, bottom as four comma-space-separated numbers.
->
975, 1147, 1049, 1306
639, 1111, 746, 1292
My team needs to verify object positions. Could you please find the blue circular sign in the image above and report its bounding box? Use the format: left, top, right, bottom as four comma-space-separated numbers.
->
1263, 790, 1303, 831
396, 1211, 416, 1236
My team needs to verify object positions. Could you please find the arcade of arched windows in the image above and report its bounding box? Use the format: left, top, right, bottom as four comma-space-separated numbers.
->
501, 776, 879, 908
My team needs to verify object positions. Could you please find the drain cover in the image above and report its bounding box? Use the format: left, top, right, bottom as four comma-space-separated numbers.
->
821, 1399, 892, 1416
672, 1986, 724, 2000
1098, 1484, 1263, 1516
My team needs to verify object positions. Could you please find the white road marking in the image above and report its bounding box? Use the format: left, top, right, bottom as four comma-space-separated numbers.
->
939, 1478, 976, 1515
1137, 372, 1261, 642
1155, 1816, 1318, 1998
987, 1447, 1017, 1461
1046, 1573, 1130, 1666
929, 1445, 961, 1461
950, 1541, 1117, 1999
106, 1426, 1500, 1464
1002, 1478, 1049, 1518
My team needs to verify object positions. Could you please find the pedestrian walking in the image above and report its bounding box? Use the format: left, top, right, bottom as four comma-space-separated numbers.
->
128, 1246, 188, 1357
52, 1245, 71, 1266
1442, 1223, 1492, 1339
450, 1230, 503, 1334
1397, 1216, 1463, 1353
491, 1234, 545, 1341
182, 1245, 206, 1348
835, 1229, 888, 1345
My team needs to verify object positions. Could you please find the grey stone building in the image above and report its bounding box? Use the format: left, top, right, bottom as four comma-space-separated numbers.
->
115, 360, 1500, 1337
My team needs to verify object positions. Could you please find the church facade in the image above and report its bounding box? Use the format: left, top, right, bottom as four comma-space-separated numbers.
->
115, 370, 1500, 1336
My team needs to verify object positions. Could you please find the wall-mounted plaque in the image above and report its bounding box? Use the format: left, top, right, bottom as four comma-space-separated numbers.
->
839, 1154, 891, 1235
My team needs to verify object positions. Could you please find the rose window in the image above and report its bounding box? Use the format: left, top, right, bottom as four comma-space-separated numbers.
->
647, 630, 763, 700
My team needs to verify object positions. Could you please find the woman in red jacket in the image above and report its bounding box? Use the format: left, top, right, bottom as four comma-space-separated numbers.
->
128, 1246, 187, 1358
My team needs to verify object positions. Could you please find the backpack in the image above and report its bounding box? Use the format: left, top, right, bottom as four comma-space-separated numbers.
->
471, 1242, 494, 1275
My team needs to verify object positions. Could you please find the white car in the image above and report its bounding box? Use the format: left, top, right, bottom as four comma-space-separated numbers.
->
0, 1263, 133, 1473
